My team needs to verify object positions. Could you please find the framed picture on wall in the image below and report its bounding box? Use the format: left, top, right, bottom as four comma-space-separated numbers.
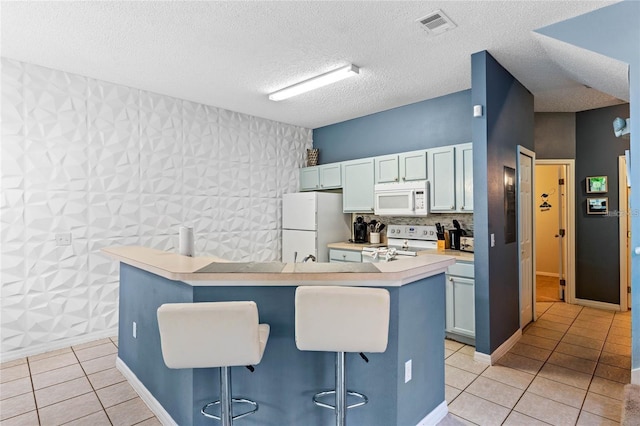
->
586, 176, 608, 193
587, 197, 608, 215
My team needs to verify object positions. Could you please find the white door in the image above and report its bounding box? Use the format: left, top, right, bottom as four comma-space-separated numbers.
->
557, 165, 567, 300
519, 149, 534, 327
283, 192, 317, 231
282, 230, 317, 263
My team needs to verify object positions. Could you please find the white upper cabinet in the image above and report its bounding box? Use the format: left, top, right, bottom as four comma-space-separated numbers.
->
374, 150, 427, 184
299, 163, 342, 191
374, 155, 399, 184
300, 166, 320, 191
455, 143, 473, 212
399, 150, 428, 182
342, 158, 375, 213
428, 144, 473, 213
428, 146, 456, 212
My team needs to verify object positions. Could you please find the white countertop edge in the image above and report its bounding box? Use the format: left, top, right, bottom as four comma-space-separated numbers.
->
102, 246, 456, 286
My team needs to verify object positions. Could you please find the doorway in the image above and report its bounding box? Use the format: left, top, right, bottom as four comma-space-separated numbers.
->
619, 154, 631, 311
535, 160, 576, 305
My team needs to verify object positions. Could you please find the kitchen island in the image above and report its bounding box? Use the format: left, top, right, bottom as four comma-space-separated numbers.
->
103, 246, 455, 426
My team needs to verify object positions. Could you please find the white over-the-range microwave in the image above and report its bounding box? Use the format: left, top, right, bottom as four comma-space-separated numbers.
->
374, 180, 429, 216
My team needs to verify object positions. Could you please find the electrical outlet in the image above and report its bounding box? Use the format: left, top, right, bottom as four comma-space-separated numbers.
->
404, 360, 412, 383
490, 233, 495, 247
55, 233, 72, 246
132, 321, 137, 339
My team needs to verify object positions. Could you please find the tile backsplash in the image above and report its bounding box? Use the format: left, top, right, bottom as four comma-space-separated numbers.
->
351, 213, 474, 240
0, 58, 311, 357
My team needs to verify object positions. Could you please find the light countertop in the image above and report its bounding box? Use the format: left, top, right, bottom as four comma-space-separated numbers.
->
102, 246, 456, 287
328, 242, 474, 262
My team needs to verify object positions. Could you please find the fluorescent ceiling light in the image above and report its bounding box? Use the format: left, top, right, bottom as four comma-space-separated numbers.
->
268, 64, 360, 101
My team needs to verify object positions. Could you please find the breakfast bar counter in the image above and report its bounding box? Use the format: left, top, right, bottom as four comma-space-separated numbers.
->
104, 246, 455, 426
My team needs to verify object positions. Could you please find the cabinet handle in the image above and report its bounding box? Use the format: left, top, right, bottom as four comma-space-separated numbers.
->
320, 184, 324, 187
342, 254, 346, 259
461, 206, 465, 210
450, 205, 455, 209
402, 177, 406, 181
449, 277, 453, 281
394, 177, 398, 181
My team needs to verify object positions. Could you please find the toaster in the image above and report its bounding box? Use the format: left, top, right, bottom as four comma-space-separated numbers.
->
459, 236, 474, 252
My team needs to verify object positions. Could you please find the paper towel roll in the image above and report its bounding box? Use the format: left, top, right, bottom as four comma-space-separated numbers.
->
179, 226, 194, 257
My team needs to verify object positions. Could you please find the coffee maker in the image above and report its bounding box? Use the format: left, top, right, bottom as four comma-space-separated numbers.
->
353, 216, 367, 243
448, 219, 466, 250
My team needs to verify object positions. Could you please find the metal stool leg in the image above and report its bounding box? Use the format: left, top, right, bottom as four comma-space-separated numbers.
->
220, 367, 232, 426
312, 352, 368, 426
336, 352, 346, 426
201, 366, 259, 424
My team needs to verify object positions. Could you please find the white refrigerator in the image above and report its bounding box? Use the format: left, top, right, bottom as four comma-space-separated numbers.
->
282, 192, 351, 263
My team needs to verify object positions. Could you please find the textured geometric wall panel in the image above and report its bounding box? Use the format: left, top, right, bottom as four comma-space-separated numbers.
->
0, 57, 312, 357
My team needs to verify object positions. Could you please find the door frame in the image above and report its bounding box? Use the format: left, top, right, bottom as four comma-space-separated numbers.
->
536, 159, 576, 305
517, 146, 536, 326
619, 155, 630, 311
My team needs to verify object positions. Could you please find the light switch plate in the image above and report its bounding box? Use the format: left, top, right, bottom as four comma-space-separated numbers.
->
490, 233, 495, 247
133, 321, 137, 339
55, 233, 72, 246
405, 360, 412, 383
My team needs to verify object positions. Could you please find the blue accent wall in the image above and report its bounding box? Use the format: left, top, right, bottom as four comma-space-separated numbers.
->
576, 104, 630, 304
312, 90, 472, 163
472, 51, 534, 354
536, 0, 640, 373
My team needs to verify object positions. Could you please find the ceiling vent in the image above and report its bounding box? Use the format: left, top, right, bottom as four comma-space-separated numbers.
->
416, 10, 456, 35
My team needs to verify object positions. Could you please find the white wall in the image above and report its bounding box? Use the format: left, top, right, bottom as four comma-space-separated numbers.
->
535, 165, 560, 275
0, 58, 312, 358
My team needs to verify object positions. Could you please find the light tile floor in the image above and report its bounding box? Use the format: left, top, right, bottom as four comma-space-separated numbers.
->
0, 336, 160, 425
0, 302, 631, 425
438, 302, 631, 425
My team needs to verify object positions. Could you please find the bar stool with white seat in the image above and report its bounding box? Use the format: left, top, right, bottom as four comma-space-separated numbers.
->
157, 301, 270, 426
295, 286, 390, 426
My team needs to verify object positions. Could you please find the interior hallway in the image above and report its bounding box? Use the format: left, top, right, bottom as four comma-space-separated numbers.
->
537, 275, 563, 303
0, 302, 631, 425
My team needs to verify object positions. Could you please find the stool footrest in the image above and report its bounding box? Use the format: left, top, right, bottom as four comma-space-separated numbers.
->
312, 390, 368, 410
201, 398, 258, 421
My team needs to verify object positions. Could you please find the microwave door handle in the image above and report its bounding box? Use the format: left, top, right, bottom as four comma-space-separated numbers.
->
409, 190, 415, 211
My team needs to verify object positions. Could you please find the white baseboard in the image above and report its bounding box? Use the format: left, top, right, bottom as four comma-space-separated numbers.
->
0, 328, 118, 363
416, 400, 448, 426
536, 271, 559, 277
632, 368, 640, 385
574, 298, 621, 312
474, 351, 492, 364
116, 357, 177, 426
474, 329, 522, 365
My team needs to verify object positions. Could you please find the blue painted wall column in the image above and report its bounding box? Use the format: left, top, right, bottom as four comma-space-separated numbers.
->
471, 50, 534, 355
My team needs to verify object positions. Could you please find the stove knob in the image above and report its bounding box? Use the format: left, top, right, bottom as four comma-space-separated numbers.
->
423, 230, 428, 235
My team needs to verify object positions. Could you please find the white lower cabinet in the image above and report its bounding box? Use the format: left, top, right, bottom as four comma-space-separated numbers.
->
329, 249, 362, 263
445, 261, 475, 342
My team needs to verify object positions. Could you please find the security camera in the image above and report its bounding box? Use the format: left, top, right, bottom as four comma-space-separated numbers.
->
613, 117, 630, 137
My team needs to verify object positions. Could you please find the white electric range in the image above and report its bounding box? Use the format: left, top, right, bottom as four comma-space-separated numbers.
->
362, 225, 438, 261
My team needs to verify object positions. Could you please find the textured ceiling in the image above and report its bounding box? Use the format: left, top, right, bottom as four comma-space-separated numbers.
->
0, 1, 627, 129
